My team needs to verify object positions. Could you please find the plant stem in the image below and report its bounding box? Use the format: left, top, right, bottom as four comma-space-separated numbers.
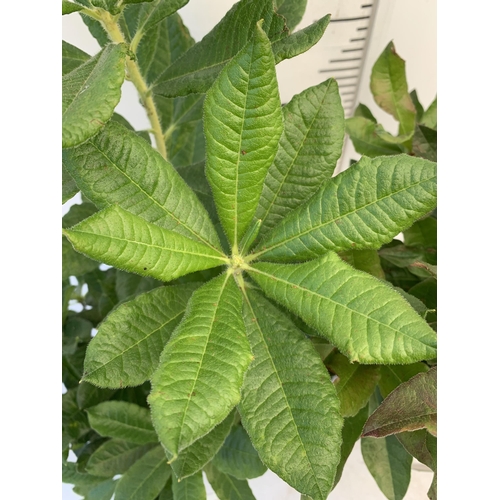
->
98, 11, 167, 159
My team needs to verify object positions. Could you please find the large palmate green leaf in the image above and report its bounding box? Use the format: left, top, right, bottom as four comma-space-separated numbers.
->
63, 206, 228, 281
62, 41, 90, 75
204, 462, 256, 500
363, 367, 437, 437
370, 41, 416, 140
239, 290, 343, 500
248, 252, 437, 364
62, 121, 222, 251
252, 155, 437, 262
212, 424, 266, 480
361, 435, 412, 500
168, 410, 235, 480
86, 401, 158, 444
149, 274, 253, 458
346, 117, 405, 157
256, 78, 344, 240
325, 352, 380, 417
205, 22, 282, 249
83, 284, 198, 388
171, 471, 206, 500
86, 440, 157, 477
62, 43, 127, 148
114, 445, 171, 500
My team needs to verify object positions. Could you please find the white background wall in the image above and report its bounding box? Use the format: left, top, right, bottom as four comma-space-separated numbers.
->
62, 1, 436, 498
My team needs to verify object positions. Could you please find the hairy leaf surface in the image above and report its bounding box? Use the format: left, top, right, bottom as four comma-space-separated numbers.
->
370, 41, 416, 139
325, 352, 380, 417
253, 155, 437, 261
83, 284, 198, 388
212, 424, 266, 480
205, 22, 282, 248
62, 121, 221, 250
149, 274, 253, 458
63, 206, 228, 281
361, 435, 412, 500
86, 401, 158, 444
248, 252, 438, 364
363, 367, 437, 437
86, 440, 157, 477
239, 290, 342, 500
168, 410, 235, 480
171, 471, 206, 500
62, 43, 127, 148
63, 0, 85, 14
204, 462, 256, 500
114, 446, 170, 500
256, 78, 344, 240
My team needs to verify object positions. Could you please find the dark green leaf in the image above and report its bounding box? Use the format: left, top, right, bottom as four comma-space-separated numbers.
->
338, 249, 385, 280
421, 97, 437, 130
275, 0, 307, 32
413, 125, 437, 161
396, 429, 436, 471
62, 40, 90, 75
62, 43, 127, 148
361, 435, 412, 500
354, 103, 377, 122
149, 274, 253, 458
256, 78, 344, 240
77, 382, 115, 409
63, 0, 85, 14
410, 90, 424, 122
114, 269, 163, 302
239, 290, 342, 499
114, 446, 171, 500
325, 352, 380, 417
171, 471, 206, 500
63, 163, 79, 203
363, 367, 437, 437
63, 462, 104, 487
378, 363, 429, 398
63, 315, 93, 355
83, 284, 198, 388
63, 388, 90, 440
212, 425, 266, 480
86, 439, 157, 477
110, 112, 152, 144
86, 401, 158, 444
204, 462, 256, 500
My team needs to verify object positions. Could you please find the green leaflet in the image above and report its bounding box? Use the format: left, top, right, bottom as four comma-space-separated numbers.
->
167, 410, 235, 480
410, 90, 424, 122
397, 429, 436, 471
78, 478, 116, 500
83, 284, 199, 388
275, 0, 307, 32
346, 117, 405, 157
63, 462, 104, 487
62, 202, 99, 280
378, 363, 429, 398
114, 269, 163, 302
149, 274, 253, 458
239, 290, 342, 500
212, 424, 267, 480
421, 97, 437, 130
63, 163, 79, 203
119, 0, 189, 40
338, 249, 385, 280
86, 440, 157, 477
272, 14, 330, 64
152, 0, 283, 97
62, 43, 127, 149
62, 121, 222, 251
412, 125, 437, 161
256, 78, 344, 240
63, 388, 90, 439
86, 401, 158, 444
204, 462, 256, 500
114, 445, 171, 500
63, 0, 84, 14
370, 41, 416, 140
253, 155, 437, 262
354, 103, 377, 122
171, 471, 206, 500
110, 112, 152, 144
205, 22, 282, 248
361, 435, 412, 500
325, 352, 380, 417
363, 367, 437, 437
77, 382, 115, 409
62, 41, 90, 75
248, 252, 437, 364
333, 405, 369, 487
63, 205, 228, 282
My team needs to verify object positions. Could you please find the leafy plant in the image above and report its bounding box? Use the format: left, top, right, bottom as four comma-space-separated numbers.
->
62, 1, 437, 499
